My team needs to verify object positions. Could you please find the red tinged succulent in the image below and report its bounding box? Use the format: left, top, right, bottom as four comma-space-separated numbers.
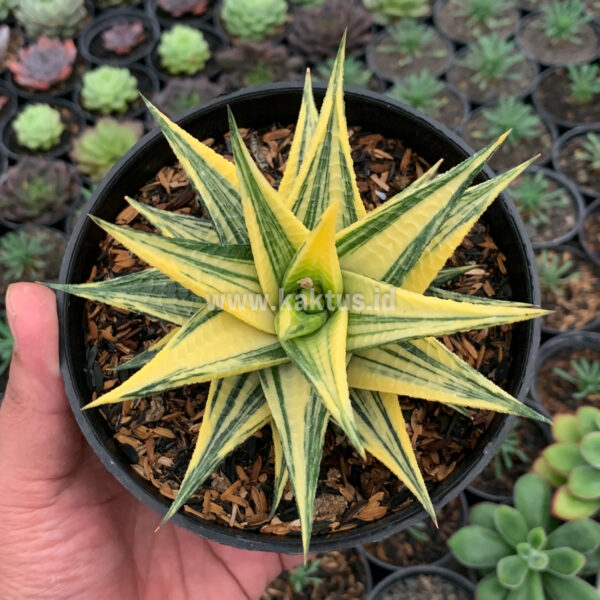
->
8, 36, 76, 91
157, 0, 210, 17
102, 22, 147, 55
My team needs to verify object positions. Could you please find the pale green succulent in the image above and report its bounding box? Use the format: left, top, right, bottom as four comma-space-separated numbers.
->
158, 25, 211, 76
363, 0, 429, 23
53, 40, 549, 557
81, 66, 139, 115
315, 57, 373, 88
15, 0, 89, 39
0, 0, 16, 19
13, 104, 65, 152
221, 0, 288, 41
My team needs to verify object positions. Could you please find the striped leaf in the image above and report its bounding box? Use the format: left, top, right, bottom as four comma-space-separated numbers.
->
279, 70, 319, 201
278, 306, 364, 456
282, 200, 343, 297
351, 388, 435, 521
85, 307, 287, 408
260, 364, 329, 556
49, 269, 203, 326
348, 338, 548, 421
403, 158, 536, 294
343, 270, 548, 352
162, 373, 271, 525
143, 98, 248, 244
426, 287, 533, 307
91, 217, 275, 333
335, 134, 510, 287
270, 422, 289, 517
125, 196, 218, 242
286, 36, 366, 231
228, 108, 308, 305
430, 265, 481, 287
116, 327, 179, 372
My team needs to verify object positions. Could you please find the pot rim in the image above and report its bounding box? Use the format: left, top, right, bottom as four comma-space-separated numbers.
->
57, 82, 541, 555
580, 196, 600, 268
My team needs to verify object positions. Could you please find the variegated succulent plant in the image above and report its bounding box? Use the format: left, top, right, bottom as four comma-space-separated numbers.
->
52, 39, 548, 556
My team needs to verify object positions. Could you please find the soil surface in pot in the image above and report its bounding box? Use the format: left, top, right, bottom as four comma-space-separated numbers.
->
536, 346, 600, 414
83, 123, 519, 540
539, 248, 600, 332
517, 17, 599, 65
435, 0, 519, 43
557, 135, 600, 197
377, 573, 471, 600
469, 417, 547, 497
370, 32, 450, 81
446, 58, 536, 105
364, 495, 463, 568
583, 208, 600, 261
260, 550, 367, 599
535, 68, 600, 125
463, 113, 553, 172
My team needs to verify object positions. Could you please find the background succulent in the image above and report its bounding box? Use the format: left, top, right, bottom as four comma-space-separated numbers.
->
0, 0, 17, 20
536, 249, 580, 295
12, 104, 65, 152
70, 118, 143, 182
363, 0, 429, 23
158, 25, 211, 76
287, 0, 373, 62
575, 133, 600, 169
0, 157, 79, 226
535, 407, 600, 520
102, 22, 146, 55
379, 20, 444, 63
157, 0, 209, 16
216, 42, 304, 89
555, 359, 600, 400
8, 37, 77, 92
16, 0, 89, 39
387, 70, 446, 117
568, 64, 600, 104
542, 0, 591, 43
153, 78, 225, 118
315, 56, 373, 89
452, 0, 513, 30
0, 314, 12, 380
81, 66, 139, 115
0, 229, 53, 284
221, 0, 288, 41
450, 473, 600, 599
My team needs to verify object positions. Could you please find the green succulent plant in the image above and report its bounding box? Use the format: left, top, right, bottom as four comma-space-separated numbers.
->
221, 0, 287, 41
452, 0, 513, 29
81, 66, 139, 115
70, 118, 144, 183
535, 407, 600, 522
510, 171, 570, 228
52, 41, 548, 556
15, 0, 89, 39
406, 520, 430, 542
289, 558, 323, 592
0, 0, 16, 19
575, 133, 600, 169
536, 249, 580, 295
363, 0, 429, 23
315, 56, 373, 88
158, 25, 211, 76
153, 78, 225, 119
12, 104, 65, 152
473, 97, 542, 151
568, 64, 600, 103
0, 314, 13, 379
541, 0, 591, 43
387, 70, 446, 117
458, 34, 525, 91
378, 20, 445, 65
450, 473, 600, 600
0, 229, 51, 282
555, 359, 600, 400
492, 428, 529, 480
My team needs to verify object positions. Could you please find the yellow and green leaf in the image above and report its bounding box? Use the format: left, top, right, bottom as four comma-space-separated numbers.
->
115, 327, 179, 372
270, 422, 289, 517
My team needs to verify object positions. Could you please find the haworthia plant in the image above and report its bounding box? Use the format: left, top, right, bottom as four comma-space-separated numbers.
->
51, 39, 549, 557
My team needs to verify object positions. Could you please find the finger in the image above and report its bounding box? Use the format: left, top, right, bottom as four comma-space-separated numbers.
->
0, 283, 83, 488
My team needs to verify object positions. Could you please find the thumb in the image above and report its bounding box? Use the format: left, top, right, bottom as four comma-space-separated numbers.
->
0, 283, 83, 490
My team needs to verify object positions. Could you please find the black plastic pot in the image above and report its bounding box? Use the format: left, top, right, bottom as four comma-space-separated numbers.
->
552, 125, 600, 201
79, 8, 160, 66
580, 197, 600, 268
0, 98, 85, 161
533, 66, 600, 129
73, 62, 160, 122
57, 83, 541, 555
0, 83, 18, 125
530, 331, 600, 411
363, 493, 469, 573
144, 0, 214, 28
368, 565, 476, 599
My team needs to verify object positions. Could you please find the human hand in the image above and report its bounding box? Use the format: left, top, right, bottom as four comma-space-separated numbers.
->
0, 283, 301, 600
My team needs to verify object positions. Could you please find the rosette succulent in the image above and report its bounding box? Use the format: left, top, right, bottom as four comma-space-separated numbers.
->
12, 104, 65, 152
315, 56, 373, 88
153, 78, 225, 119
71, 119, 144, 182
158, 25, 211, 76
15, 0, 89, 39
450, 473, 600, 600
157, 0, 209, 16
81, 66, 139, 115
221, 0, 287, 41
53, 41, 548, 555
8, 37, 77, 92
102, 22, 146, 56
535, 406, 600, 520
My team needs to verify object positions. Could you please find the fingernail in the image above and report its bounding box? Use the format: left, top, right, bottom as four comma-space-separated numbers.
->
5, 285, 18, 353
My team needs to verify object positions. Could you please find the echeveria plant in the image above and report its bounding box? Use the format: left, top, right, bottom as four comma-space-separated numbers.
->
53, 40, 547, 555
450, 473, 600, 600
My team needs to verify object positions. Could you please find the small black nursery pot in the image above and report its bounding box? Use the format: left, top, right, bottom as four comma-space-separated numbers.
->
580, 197, 600, 269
